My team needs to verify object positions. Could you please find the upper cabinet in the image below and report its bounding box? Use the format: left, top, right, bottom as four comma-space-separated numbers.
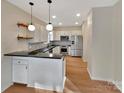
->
53, 30, 82, 40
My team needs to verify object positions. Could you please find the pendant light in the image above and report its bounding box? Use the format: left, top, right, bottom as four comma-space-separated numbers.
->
28, 2, 35, 31
46, 0, 53, 31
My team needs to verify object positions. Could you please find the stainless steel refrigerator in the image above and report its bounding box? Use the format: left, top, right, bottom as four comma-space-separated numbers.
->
69, 35, 83, 56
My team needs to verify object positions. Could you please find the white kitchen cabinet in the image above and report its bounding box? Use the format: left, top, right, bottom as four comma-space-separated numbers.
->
7, 56, 65, 92
53, 30, 82, 40
28, 57, 65, 92
12, 58, 28, 84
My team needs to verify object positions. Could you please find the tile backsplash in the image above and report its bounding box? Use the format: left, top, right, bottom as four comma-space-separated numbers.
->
28, 41, 48, 51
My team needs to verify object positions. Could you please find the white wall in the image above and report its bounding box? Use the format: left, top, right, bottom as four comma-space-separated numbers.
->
92, 6, 113, 80
1, 0, 48, 92
82, 0, 121, 90
112, 0, 122, 90
53, 26, 82, 40
82, 12, 93, 74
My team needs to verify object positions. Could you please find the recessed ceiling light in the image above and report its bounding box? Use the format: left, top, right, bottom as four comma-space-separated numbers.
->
52, 15, 56, 19
75, 22, 79, 25
59, 22, 62, 25
76, 13, 81, 17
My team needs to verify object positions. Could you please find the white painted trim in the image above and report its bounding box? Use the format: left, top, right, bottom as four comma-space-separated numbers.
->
28, 83, 64, 92
1, 82, 13, 92
87, 67, 92, 79
112, 81, 122, 92
87, 67, 121, 91
91, 76, 113, 82
63, 76, 66, 89
82, 57, 87, 62
91, 77, 122, 91
27, 77, 66, 92
87, 67, 112, 82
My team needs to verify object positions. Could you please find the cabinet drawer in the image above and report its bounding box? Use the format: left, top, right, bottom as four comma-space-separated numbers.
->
13, 59, 28, 65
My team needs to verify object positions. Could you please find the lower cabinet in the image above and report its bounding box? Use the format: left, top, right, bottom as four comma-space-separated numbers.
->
11, 56, 65, 91
12, 58, 28, 84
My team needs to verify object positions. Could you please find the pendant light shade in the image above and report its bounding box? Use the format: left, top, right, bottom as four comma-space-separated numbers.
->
28, 2, 35, 31
46, 0, 53, 31
28, 24, 35, 31
46, 23, 53, 31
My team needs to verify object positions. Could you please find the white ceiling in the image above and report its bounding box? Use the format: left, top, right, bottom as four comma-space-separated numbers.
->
6, 0, 118, 27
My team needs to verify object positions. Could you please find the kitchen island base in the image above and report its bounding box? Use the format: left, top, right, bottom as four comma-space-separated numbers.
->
12, 56, 66, 92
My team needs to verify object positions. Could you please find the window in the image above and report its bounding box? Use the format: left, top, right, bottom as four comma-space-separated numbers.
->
48, 31, 53, 42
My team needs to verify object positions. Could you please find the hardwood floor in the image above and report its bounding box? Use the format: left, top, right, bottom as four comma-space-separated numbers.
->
3, 56, 121, 93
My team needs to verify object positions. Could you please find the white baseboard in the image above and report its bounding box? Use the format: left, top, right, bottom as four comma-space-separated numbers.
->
27, 77, 66, 92
112, 81, 122, 91
82, 57, 87, 62
87, 68, 121, 92
28, 83, 63, 92
63, 76, 66, 89
91, 76, 113, 82
1, 82, 13, 92
89, 75, 122, 91
87, 67, 92, 79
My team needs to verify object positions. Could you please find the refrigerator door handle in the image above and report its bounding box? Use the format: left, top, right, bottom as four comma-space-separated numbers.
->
72, 41, 74, 44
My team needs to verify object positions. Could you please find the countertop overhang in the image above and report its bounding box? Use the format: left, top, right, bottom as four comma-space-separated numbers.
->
4, 51, 64, 59
4, 45, 64, 59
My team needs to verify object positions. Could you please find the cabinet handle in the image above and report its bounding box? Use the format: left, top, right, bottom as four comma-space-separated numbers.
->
18, 61, 20, 63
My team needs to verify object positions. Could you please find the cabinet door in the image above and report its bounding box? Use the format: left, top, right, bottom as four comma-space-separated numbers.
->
13, 60, 28, 84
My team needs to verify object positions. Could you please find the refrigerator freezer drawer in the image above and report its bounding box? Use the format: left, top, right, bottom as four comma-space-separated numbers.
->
70, 50, 75, 56
70, 49, 82, 56
75, 50, 82, 56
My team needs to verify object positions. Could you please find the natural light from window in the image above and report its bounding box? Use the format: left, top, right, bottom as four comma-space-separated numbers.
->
48, 31, 53, 42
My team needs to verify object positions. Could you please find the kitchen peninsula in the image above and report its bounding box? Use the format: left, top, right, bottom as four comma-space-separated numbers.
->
4, 46, 66, 92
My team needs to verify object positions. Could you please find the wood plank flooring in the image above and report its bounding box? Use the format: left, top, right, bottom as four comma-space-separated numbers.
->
3, 56, 121, 93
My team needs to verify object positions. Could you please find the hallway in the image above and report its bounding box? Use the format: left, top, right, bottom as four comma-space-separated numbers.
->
65, 56, 121, 93
3, 56, 121, 93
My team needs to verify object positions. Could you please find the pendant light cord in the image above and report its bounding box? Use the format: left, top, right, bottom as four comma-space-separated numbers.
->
31, 5, 32, 25
49, 3, 51, 24
28, 2, 35, 31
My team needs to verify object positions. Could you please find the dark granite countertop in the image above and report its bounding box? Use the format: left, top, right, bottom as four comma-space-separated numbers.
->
29, 45, 57, 54
4, 51, 63, 59
4, 46, 64, 59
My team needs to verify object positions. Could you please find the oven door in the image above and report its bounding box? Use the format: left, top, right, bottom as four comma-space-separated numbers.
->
61, 48, 68, 54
